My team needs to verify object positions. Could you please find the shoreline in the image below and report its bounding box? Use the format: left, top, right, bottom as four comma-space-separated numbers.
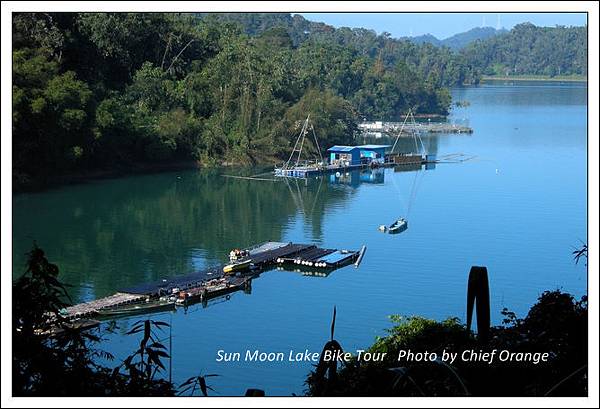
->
13, 156, 281, 194
13, 160, 201, 194
481, 75, 587, 83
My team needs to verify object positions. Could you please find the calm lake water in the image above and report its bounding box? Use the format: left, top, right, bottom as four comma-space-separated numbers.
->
13, 81, 587, 395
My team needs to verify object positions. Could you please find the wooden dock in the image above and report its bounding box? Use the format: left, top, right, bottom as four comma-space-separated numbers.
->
61, 242, 362, 322
360, 121, 473, 137
273, 156, 432, 179
63, 293, 148, 319
396, 122, 472, 135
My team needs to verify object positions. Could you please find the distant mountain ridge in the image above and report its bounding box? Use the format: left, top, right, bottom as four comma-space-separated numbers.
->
196, 13, 506, 50
408, 27, 508, 50
196, 14, 587, 78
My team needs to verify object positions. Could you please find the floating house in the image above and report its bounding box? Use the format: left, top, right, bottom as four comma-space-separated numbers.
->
327, 144, 391, 167
275, 112, 436, 179
327, 146, 362, 167
357, 145, 390, 165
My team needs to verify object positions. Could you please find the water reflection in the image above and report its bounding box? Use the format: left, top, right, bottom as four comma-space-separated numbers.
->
12, 168, 357, 301
469, 80, 587, 107
360, 133, 441, 157
328, 168, 385, 186
11, 81, 586, 395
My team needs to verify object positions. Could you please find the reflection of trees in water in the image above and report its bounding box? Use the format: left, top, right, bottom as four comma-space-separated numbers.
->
282, 176, 343, 241
13, 169, 354, 300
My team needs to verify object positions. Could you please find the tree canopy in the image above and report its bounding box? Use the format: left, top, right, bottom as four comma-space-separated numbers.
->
461, 23, 587, 77
13, 12, 464, 190
12, 13, 587, 190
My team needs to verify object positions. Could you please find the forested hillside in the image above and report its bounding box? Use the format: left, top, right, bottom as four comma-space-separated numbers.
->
461, 23, 587, 76
12, 13, 587, 191
12, 13, 464, 190
202, 13, 481, 87
440, 27, 508, 50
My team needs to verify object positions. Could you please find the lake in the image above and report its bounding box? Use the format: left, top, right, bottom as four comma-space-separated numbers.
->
12, 81, 588, 396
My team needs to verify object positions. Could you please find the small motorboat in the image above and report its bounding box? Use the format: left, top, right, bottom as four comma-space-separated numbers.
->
387, 218, 408, 234
97, 298, 176, 317
223, 259, 252, 274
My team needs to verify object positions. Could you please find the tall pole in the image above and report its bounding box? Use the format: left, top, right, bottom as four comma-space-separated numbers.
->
391, 108, 411, 154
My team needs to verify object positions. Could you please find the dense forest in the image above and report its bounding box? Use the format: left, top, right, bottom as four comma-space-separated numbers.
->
461, 23, 587, 76
204, 13, 481, 87
204, 14, 587, 78
12, 13, 587, 190
12, 12, 463, 190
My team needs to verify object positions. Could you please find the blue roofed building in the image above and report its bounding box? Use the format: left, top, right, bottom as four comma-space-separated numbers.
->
327, 146, 361, 166
357, 144, 390, 164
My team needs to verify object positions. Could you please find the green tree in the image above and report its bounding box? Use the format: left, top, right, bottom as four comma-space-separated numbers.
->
13, 12, 471, 190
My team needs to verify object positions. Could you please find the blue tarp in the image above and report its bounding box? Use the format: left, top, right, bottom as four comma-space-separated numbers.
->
317, 250, 354, 265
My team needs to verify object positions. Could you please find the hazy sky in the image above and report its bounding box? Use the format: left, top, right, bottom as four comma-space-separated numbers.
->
300, 13, 587, 39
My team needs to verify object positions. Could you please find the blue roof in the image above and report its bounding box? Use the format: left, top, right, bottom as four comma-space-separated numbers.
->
357, 144, 391, 150
327, 145, 360, 152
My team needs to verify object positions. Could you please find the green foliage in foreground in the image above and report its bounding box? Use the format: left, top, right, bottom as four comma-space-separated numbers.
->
13, 244, 588, 396
12, 12, 460, 190
306, 292, 587, 397
12, 245, 175, 396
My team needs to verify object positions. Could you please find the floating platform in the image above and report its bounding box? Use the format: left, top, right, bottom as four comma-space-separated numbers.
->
386, 153, 426, 165
276, 248, 359, 269
274, 153, 436, 179
175, 276, 251, 306
63, 292, 148, 320
359, 121, 473, 137
397, 122, 472, 135
60, 241, 362, 322
275, 163, 365, 178
118, 242, 308, 297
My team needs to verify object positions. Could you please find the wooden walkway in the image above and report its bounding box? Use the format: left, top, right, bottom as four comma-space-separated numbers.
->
64, 292, 147, 319
62, 242, 362, 322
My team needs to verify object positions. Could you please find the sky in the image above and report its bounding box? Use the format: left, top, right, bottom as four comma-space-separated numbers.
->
300, 13, 587, 39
